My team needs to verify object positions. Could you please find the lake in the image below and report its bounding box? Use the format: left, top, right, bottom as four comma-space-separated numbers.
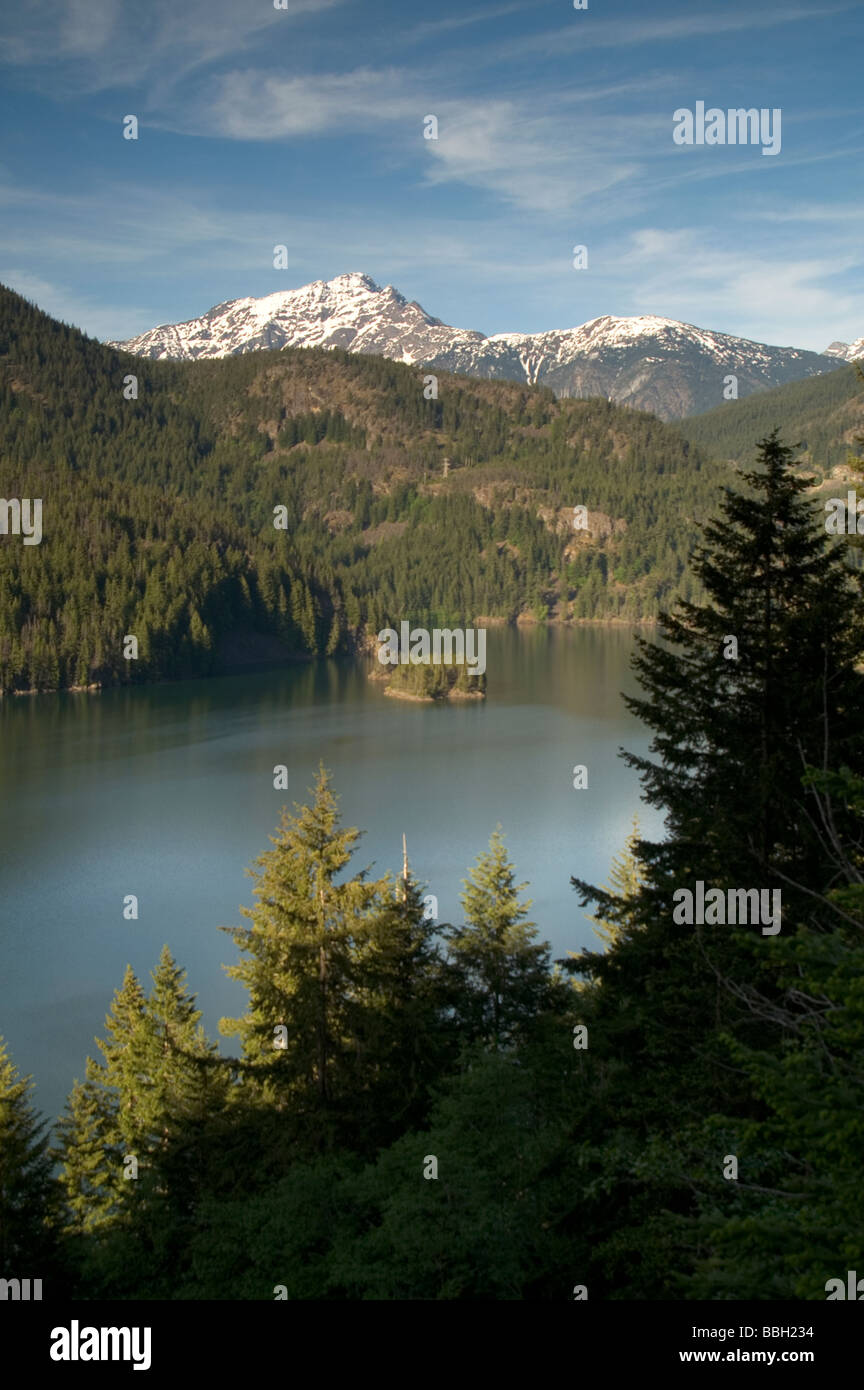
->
0, 625, 664, 1125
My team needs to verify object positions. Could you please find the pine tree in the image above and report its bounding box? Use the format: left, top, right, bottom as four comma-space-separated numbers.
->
0, 1037, 55, 1272
56, 953, 225, 1233
54, 968, 150, 1247
146, 947, 225, 1139
588, 816, 645, 950
619, 430, 864, 906
92, 965, 151, 1158
220, 765, 381, 1147
569, 430, 864, 1079
447, 828, 558, 1050
54, 953, 228, 1296
325, 606, 343, 656
54, 1066, 122, 1237
556, 432, 864, 1297
347, 860, 453, 1145
141, 946, 229, 1198
565, 818, 646, 996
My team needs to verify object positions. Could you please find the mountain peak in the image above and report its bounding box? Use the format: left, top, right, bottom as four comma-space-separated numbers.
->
108, 273, 843, 420
824, 337, 864, 362
329, 270, 382, 291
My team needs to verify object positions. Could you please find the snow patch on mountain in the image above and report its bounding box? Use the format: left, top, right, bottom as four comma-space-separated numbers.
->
108, 273, 844, 420
824, 337, 864, 362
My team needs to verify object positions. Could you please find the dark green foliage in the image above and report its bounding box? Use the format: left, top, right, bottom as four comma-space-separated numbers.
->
329, 1033, 578, 1301
346, 872, 458, 1148
621, 430, 864, 904
687, 766, 864, 1300
176, 1156, 360, 1300
0, 1037, 56, 1275
554, 431, 864, 1298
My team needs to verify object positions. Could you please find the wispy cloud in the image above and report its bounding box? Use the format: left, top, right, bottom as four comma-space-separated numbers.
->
749, 202, 864, 223
160, 66, 680, 216
488, 4, 855, 62
0, 0, 344, 92
197, 67, 417, 140
402, 2, 540, 44
0, 177, 565, 338
419, 101, 638, 216
615, 228, 864, 350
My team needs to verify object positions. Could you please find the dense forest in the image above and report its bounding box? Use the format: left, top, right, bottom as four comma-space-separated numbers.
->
0, 283, 725, 693
677, 360, 864, 472
3, 431, 864, 1300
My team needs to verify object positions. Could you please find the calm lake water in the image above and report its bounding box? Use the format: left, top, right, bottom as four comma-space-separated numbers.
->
0, 626, 664, 1125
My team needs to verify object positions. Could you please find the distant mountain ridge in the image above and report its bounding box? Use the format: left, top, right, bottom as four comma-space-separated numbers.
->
108, 271, 847, 421
823, 337, 864, 363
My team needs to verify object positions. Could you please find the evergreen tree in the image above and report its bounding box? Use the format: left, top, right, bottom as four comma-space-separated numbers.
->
54, 967, 151, 1262
92, 965, 151, 1158
331, 1029, 577, 1300
566, 817, 646, 996
347, 863, 454, 1146
56, 954, 224, 1234
145, 947, 226, 1143
587, 815, 645, 951
0, 1037, 54, 1272
54, 1068, 121, 1239
220, 765, 381, 1148
555, 431, 864, 1297
139, 947, 230, 1206
54, 953, 227, 1296
447, 828, 559, 1050
619, 430, 864, 906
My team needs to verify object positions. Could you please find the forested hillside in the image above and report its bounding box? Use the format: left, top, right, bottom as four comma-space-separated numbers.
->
0, 284, 722, 693
677, 362, 864, 472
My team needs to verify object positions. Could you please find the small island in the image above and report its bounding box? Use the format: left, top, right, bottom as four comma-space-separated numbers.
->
374, 663, 486, 701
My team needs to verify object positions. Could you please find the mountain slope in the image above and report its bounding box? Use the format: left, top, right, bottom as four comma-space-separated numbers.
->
0, 281, 727, 692
109, 272, 842, 421
676, 362, 864, 475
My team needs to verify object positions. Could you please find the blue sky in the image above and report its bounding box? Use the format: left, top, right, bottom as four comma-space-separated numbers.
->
0, 0, 862, 349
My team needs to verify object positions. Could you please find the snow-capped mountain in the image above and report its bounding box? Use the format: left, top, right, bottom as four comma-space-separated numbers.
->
109, 271, 843, 420
823, 338, 864, 362
111, 273, 486, 366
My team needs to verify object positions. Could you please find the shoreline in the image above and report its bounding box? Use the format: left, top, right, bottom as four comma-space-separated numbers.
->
2, 617, 657, 698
